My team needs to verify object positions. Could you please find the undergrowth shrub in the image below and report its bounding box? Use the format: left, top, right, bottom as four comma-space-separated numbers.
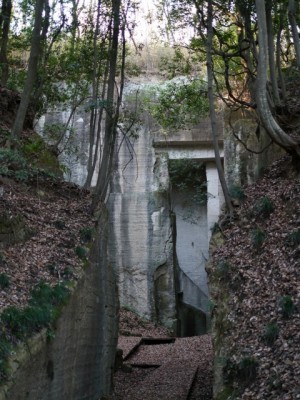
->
253, 196, 274, 218
0, 273, 10, 289
279, 295, 295, 319
215, 260, 231, 280
75, 246, 87, 259
263, 323, 279, 345
251, 228, 266, 249
80, 227, 95, 243
224, 357, 258, 385
0, 281, 70, 383
285, 230, 300, 247
229, 185, 246, 201
0, 337, 11, 381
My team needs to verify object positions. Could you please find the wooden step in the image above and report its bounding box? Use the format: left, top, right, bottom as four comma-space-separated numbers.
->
122, 360, 198, 400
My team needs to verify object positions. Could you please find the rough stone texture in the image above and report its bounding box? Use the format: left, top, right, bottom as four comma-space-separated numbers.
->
224, 109, 285, 187
0, 207, 118, 400
108, 122, 177, 329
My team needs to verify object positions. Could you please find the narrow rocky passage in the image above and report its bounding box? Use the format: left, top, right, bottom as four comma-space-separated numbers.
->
110, 310, 213, 400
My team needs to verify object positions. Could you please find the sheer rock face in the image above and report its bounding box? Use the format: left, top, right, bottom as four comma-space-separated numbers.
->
108, 125, 177, 329
1, 208, 118, 400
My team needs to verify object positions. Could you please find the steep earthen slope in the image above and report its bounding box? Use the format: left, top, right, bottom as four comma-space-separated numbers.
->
209, 156, 300, 399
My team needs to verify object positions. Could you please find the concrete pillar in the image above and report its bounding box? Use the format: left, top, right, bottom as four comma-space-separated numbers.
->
206, 162, 224, 242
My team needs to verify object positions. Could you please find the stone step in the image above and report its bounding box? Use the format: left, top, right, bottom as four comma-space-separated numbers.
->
117, 336, 143, 359
122, 360, 198, 400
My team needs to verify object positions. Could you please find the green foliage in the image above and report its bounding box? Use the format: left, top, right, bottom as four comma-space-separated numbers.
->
215, 260, 231, 280
0, 274, 10, 289
150, 78, 209, 131
224, 357, 258, 385
0, 306, 51, 339
0, 281, 70, 380
0, 281, 70, 339
285, 230, 300, 247
251, 228, 266, 249
0, 148, 30, 181
237, 358, 259, 382
53, 220, 65, 230
263, 323, 279, 345
229, 185, 246, 201
279, 296, 295, 319
75, 246, 87, 260
159, 47, 195, 79
253, 196, 274, 218
80, 227, 95, 243
0, 337, 11, 381
169, 158, 207, 204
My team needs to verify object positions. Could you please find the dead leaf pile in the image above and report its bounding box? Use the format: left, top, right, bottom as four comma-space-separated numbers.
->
210, 155, 300, 399
0, 177, 92, 311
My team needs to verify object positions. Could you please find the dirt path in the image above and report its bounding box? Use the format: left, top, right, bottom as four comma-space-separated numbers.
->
112, 334, 213, 400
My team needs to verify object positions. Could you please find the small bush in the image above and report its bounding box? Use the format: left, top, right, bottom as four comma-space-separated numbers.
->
0, 148, 31, 182
53, 220, 65, 230
229, 185, 246, 201
263, 323, 279, 345
0, 337, 11, 381
279, 296, 295, 319
62, 267, 73, 279
253, 196, 274, 218
0, 274, 10, 289
0, 282, 70, 340
30, 281, 69, 308
237, 357, 258, 382
285, 230, 300, 247
75, 246, 87, 259
216, 260, 231, 279
251, 228, 266, 248
80, 227, 94, 243
223, 357, 258, 385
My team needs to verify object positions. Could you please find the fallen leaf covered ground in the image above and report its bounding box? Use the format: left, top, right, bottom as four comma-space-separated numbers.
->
0, 177, 92, 311
210, 155, 300, 399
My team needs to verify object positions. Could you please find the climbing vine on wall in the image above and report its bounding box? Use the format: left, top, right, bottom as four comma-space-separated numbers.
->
168, 158, 207, 205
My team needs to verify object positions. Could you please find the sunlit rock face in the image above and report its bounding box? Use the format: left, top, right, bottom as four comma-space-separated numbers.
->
37, 109, 90, 186
108, 122, 177, 328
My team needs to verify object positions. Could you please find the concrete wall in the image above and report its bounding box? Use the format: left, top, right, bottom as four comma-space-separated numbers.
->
0, 208, 118, 400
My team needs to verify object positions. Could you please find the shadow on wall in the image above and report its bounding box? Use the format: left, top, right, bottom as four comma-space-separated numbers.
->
177, 300, 207, 337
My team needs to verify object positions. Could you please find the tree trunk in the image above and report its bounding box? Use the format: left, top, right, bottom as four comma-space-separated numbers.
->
11, 0, 45, 138
288, 0, 300, 70
0, 0, 12, 86
91, 0, 121, 209
255, 0, 300, 158
206, 0, 233, 217
266, 1, 281, 107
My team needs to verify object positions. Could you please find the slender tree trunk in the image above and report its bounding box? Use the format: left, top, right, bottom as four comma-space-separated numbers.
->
0, 0, 12, 86
206, 0, 233, 217
276, 4, 287, 102
255, 0, 300, 158
288, 0, 300, 70
85, 0, 105, 188
11, 0, 45, 138
266, 1, 281, 107
92, 0, 121, 209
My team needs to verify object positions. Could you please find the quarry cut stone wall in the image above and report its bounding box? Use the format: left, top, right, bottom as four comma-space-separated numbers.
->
0, 208, 118, 400
224, 109, 285, 187
108, 123, 177, 329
